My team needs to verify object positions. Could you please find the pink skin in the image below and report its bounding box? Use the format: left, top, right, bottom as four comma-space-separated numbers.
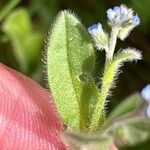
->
0, 63, 118, 150
0, 63, 66, 150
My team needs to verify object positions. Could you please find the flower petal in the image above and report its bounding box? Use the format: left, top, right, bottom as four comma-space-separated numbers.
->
88, 23, 102, 35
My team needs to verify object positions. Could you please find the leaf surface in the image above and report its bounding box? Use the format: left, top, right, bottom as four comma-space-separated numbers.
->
47, 10, 97, 129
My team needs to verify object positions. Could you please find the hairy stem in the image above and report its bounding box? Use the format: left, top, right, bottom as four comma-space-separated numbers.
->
90, 61, 113, 131
90, 27, 119, 131
106, 27, 119, 59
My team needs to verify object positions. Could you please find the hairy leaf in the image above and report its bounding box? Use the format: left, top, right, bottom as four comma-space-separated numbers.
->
47, 10, 97, 129
103, 48, 142, 86
90, 48, 142, 130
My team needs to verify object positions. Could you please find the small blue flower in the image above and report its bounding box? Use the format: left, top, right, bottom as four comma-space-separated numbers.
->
141, 84, 150, 118
107, 6, 124, 24
132, 15, 140, 26
106, 5, 140, 28
141, 84, 150, 103
87, 23, 108, 50
107, 5, 126, 24
88, 23, 102, 35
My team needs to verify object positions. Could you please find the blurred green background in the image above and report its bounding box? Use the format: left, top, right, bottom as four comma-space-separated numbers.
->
0, 0, 150, 149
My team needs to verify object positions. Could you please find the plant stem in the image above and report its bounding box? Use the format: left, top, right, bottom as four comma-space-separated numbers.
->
106, 27, 119, 60
89, 27, 119, 131
89, 61, 112, 131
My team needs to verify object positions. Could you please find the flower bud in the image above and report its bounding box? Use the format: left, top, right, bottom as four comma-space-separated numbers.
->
88, 23, 108, 51
132, 15, 140, 26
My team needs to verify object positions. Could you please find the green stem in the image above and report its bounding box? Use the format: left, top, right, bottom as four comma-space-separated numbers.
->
89, 27, 119, 131
89, 61, 112, 131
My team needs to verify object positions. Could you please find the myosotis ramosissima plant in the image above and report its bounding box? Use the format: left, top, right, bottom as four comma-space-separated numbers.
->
47, 4, 142, 132
46, 4, 150, 149
88, 5, 141, 131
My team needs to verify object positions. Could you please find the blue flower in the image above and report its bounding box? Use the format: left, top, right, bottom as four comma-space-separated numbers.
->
107, 6, 124, 24
106, 5, 140, 27
88, 23, 102, 35
132, 15, 140, 26
141, 84, 150, 118
141, 84, 150, 103
87, 23, 108, 50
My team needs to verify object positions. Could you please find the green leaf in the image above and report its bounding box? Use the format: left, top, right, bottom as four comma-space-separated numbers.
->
103, 48, 142, 87
101, 93, 150, 146
114, 48, 142, 62
0, 0, 20, 22
109, 93, 141, 119
100, 93, 142, 133
111, 119, 150, 146
90, 48, 142, 130
47, 10, 97, 129
2, 8, 42, 73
